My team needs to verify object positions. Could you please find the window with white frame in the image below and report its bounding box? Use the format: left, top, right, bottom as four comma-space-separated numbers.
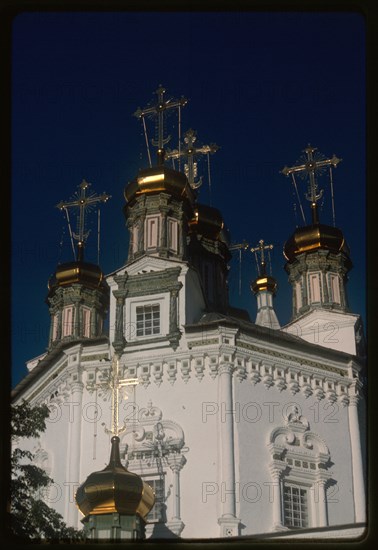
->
308, 273, 321, 303
328, 274, 341, 304
82, 307, 91, 337
168, 218, 178, 252
136, 304, 160, 337
268, 406, 333, 531
283, 484, 309, 528
145, 215, 160, 249
62, 306, 73, 337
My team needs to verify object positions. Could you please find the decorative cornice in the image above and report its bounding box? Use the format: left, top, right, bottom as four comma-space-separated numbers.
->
126, 267, 182, 298
237, 340, 346, 376
188, 338, 219, 349
81, 353, 109, 362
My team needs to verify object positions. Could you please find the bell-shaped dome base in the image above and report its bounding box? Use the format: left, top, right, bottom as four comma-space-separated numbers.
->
284, 223, 351, 264
76, 436, 155, 520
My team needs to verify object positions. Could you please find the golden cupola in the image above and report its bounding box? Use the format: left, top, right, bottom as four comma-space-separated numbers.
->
75, 436, 155, 520
283, 223, 351, 266
46, 180, 110, 347
281, 145, 352, 319
250, 240, 280, 330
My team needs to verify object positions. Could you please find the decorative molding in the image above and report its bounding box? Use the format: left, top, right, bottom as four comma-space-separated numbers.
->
236, 340, 346, 376
81, 353, 109, 362
126, 267, 182, 298
187, 338, 219, 349
180, 360, 191, 383
27, 360, 69, 404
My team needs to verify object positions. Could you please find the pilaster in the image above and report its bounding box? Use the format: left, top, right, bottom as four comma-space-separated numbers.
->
217, 363, 241, 536
348, 385, 366, 523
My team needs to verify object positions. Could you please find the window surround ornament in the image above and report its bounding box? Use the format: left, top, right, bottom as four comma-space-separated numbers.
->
268, 405, 334, 531
121, 401, 187, 536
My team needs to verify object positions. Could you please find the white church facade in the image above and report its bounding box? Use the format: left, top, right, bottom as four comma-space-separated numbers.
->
12, 88, 366, 540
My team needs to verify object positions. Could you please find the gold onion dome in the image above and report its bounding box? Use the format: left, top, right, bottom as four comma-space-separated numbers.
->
284, 223, 351, 264
75, 436, 155, 519
47, 260, 106, 294
189, 203, 225, 241
124, 165, 194, 205
251, 275, 277, 295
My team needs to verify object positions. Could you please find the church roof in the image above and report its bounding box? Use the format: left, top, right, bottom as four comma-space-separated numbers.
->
11, 336, 109, 402
186, 312, 364, 368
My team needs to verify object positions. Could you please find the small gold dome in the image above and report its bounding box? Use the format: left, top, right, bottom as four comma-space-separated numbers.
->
47, 261, 105, 294
124, 166, 194, 204
251, 275, 277, 295
284, 223, 351, 263
75, 436, 155, 519
189, 203, 224, 240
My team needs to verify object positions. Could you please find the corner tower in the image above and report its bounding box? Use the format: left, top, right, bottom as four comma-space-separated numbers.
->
46, 180, 110, 348
280, 145, 365, 356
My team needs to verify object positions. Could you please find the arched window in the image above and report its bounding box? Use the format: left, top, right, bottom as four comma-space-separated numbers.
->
268, 405, 334, 531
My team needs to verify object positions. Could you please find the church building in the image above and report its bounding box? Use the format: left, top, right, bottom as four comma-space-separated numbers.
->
11, 87, 366, 540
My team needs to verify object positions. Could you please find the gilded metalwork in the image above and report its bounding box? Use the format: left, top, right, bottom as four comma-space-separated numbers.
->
57, 179, 110, 262
134, 85, 187, 165
281, 145, 341, 224
48, 261, 104, 291
124, 166, 192, 205
75, 436, 155, 519
189, 204, 224, 239
76, 361, 155, 520
166, 128, 219, 189
283, 223, 349, 262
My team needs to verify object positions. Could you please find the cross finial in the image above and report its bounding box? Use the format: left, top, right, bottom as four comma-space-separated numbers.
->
250, 239, 274, 276
134, 85, 187, 165
281, 144, 341, 224
56, 180, 110, 262
102, 355, 139, 437
166, 128, 219, 189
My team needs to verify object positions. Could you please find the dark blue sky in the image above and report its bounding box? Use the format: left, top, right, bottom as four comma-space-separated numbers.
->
12, 11, 366, 386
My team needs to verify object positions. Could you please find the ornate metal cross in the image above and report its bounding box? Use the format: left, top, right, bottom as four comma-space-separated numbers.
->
281, 145, 341, 224
57, 179, 110, 261
103, 355, 139, 437
87, 355, 139, 436
166, 128, 219, 189
250, 239, 274, 276
134, 86, 187, 164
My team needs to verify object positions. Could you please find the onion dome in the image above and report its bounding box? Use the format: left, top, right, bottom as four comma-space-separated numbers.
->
47, 260, 106, 295
251, 275, 277, 295
76, 436, 155, 519
124, 165, 194, 205
284, 223, 351, 264
188, 203, 225, 240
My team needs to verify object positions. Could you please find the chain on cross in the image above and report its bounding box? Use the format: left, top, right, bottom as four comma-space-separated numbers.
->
57, 179, 110, 261
281, 144, 341, 224
250, 239, 274, 276
134, 85, 187, 165
165, 128, 219, 189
